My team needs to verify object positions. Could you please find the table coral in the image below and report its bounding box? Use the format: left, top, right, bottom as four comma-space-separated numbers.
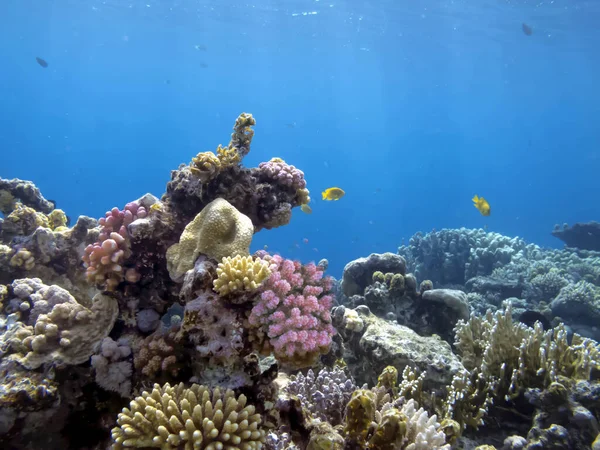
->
166, 198, 254, 280
111, 382, 265, 449
248, 253, 335, 368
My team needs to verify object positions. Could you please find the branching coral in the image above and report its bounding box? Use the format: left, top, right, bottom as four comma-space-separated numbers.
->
285, 367, 358, 426
447, 303, 600, 431
82, 201, 147, 290
111, 382, 266, 449
248, 253, 335, 368
213, 255, 271, 297
343, 387, 449, 449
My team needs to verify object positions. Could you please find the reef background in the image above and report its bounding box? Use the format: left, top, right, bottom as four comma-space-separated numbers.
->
1, 0, 599, 275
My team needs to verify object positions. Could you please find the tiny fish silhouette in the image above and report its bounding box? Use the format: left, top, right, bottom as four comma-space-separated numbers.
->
522, 23, 533, 36
199, 62, 209, 69
36, 57, 48, 68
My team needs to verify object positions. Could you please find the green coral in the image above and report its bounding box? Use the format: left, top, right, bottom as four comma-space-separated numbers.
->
376, 366, 398, 395
344, 389, 377, 447
47, 209, 68, 230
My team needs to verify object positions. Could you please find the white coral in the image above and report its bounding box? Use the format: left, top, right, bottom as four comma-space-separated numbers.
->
400, 399, 449, 450
91, 337, 132, 397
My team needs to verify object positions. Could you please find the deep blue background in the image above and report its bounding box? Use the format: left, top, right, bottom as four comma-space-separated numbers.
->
1, 0, 599, 277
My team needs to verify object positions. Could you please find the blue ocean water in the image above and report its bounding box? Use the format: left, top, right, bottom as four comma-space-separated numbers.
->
0, 0, 598, 277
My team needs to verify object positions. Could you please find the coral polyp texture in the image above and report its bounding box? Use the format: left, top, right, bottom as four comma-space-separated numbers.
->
166, 197, 254, 280
111, 382, 266, 449
248, 253, 336, 368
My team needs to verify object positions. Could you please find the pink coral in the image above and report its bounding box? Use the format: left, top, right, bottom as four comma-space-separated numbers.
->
82, 202, 147, 291
249, 253, 335, 367
258, 158, 307, 190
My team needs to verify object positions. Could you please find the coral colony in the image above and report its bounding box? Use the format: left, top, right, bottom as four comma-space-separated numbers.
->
1, 114, 600, 449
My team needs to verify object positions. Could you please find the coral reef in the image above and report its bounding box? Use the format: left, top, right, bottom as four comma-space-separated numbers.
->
4, 119, 600, 450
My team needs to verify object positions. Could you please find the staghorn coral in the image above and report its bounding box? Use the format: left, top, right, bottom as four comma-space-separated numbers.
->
213, 255, 271, 297
248, 253, 335, 368
166, 198, 254, 281
111, 382, 266, 449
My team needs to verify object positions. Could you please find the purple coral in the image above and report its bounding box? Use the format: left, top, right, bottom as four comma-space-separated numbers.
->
82, 201, 147, 291
258, 158, 307, 190
249, 253, 335, 366
285, 367, 357, 425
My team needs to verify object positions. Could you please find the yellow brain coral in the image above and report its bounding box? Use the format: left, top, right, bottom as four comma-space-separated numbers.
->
166, 198, 254, 281
213, 255, 271, 296
111, 382, 265, 450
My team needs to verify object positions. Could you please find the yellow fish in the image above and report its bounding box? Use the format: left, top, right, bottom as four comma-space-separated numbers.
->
472, 195, 491, 216
301, 204, 312, 214
322, 187, 345, 201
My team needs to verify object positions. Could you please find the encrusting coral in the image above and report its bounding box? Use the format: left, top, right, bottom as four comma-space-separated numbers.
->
5, 278, 119, 369
111, 382, 266, 449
